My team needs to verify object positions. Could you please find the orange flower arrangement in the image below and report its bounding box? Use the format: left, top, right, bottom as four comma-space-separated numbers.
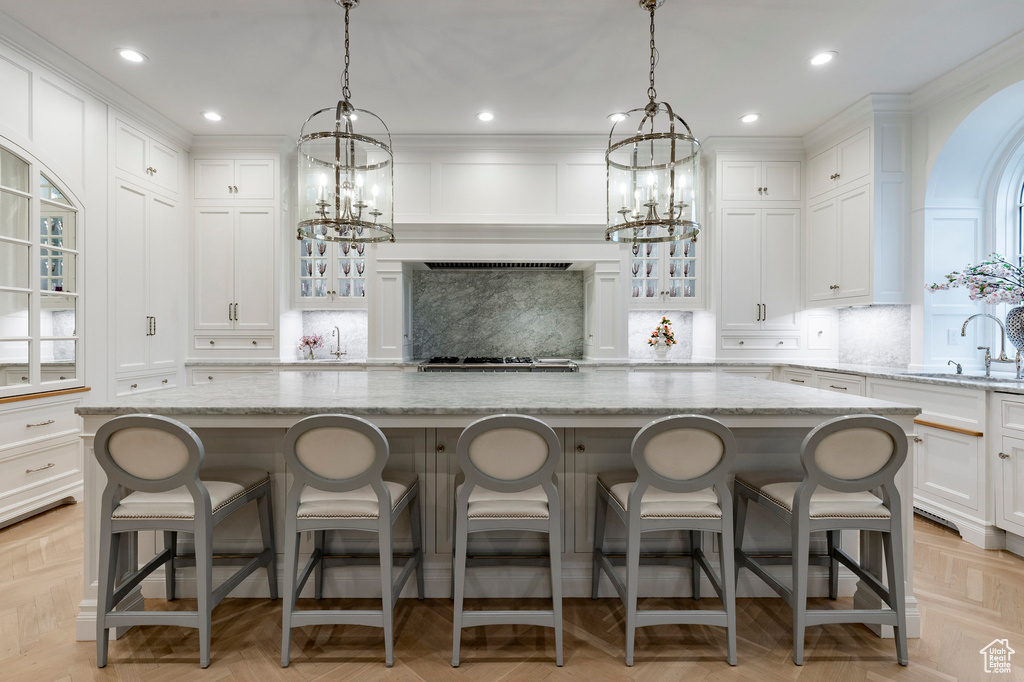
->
648, 317, 676, 347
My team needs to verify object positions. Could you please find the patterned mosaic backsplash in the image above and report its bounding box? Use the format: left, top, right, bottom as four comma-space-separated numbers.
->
412, 270, 584, 358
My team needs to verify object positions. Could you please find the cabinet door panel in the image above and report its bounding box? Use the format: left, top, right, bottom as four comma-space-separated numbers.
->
193, 208, 235, 330
235, 160, 276, 200
113, 183, 149, 372
719, 209, 761, 331
806, 199, 838, 302
149, 139, 179, 194
114, 121, 148, 181
760, 209, 800, 330
720, 161, 761, 201
193, 159, 234, 200
916, 425, 980, 511
761, 161, 801, 201
233, 208, 276, 330
1000, 435, 1024, 536
807, 147, 837, 199
837, 185, 871, 299
148, 196, 182, 368
838, 129, 871, 189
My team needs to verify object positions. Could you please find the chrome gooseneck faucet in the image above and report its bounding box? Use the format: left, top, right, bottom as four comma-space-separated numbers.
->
961, 313, 1021, 378
331, 326, 346, 359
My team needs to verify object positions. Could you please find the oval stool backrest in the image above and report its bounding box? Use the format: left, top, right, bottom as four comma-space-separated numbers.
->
631, 415, 737, 495
94, 414, 204, 493
283, 414, 389, 493
800, 415, 908, 493
457, 415, 560, 493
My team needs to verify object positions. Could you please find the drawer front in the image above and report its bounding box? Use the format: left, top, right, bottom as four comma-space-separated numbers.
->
115, 372, 178, 397
779, 369, 814, 386
915, 424, 980, 512
719, 368, 774, 380
721, 336, 800, 350
191, 369, 273, 385
195, 335, 275, 351
1001, 396, 1024, 433
0, 439, 81, 503
815, 372, 865, 396
0, 399, 81, 451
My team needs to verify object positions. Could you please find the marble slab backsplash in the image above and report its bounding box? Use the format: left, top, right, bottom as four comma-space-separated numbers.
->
300, 311, 368, 360
629, 311, 693, 360
412, 271, 584, 358
837, 305, 910, 367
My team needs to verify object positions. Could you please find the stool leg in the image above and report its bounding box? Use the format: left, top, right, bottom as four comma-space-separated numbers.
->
163, 531, 177, 601
257, 489, 278, 600
451, 513, 468, 667
410, 489, 425, 600
883, 525, 909, 666
379, 519, 395, 668
280, 527, 300, 668
624, 519, 641, 667
690, 530, 702, 601
549, 507, 564, 666
314, 530, 326, 600
719, 517, 738, 665
95, 526, 119, 667
733, 488, 750, 584
826, 530, 839, 600
791, 521, 810, 666
195, 522, 213, 669
592, 490, 608, 600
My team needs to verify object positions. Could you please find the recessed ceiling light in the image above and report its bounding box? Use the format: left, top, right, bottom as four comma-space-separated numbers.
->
476, 111, 495, 122
608, 112, 627, 123
117, 48, 147, 63
810, 51, 837, 66
202, 111, 223, 122
740, 113, 761, 124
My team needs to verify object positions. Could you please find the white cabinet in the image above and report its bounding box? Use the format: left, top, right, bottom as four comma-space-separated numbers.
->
114, 118, 180, 195
194, 158, 275, 200
807, 128, 870, 200
628, 239, 703, 308
720, 160, 801, 202
778, 368, 813, 386
719, 208, 800, 332
995, 395, 1024, 537
807, 185, 871, 302
294, 238, 370, 308
814, 370, 865, 395
112, 180, 183, 375
193, 206, 276, 331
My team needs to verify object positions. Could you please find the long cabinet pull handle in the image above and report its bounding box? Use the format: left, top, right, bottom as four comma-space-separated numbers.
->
762, 303, 766, 320
789, 379, 805, 383
26, 419, 55, 428
756, 304, 761, 322
234, 303, 238, 320
228, 303, 233, 321
152, 316, 156, 335
829, 384, 848, 390
26, 462, 55, 474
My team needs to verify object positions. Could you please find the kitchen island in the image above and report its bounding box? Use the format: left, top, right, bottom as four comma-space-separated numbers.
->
76, 371, 921, 640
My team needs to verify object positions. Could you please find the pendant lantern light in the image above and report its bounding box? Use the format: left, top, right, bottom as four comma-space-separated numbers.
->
606, 0, 700, 244
297, 0, 394, 245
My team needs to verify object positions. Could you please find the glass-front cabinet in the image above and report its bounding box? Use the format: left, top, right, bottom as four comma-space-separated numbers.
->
295, 236, 369, 308
0, 143, 81, 396
629, 235, 704, 308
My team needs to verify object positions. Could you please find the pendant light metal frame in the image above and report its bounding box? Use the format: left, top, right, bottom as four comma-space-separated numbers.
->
605, 0, 701, 245
296, 0, 395, 245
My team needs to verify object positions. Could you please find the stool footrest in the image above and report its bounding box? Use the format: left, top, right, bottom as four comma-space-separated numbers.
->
635, 609, 729, 628
805, 609, 899, 626
105, 610, 198, 629
459, 610, 555, 628
291, 610, 384, 628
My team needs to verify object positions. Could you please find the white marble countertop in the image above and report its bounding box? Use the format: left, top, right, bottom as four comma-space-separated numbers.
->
77, 370, 919, 417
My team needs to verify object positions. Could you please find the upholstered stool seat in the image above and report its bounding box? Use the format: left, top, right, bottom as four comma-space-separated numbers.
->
735, 472, 891, 519
733, 415, 909, 667
598, 471, 721, 518
112, 467, 270, 519
592, 416, 738, 666
94, 415, 277, 669
297, 470, 419, 518
455, 483, 549, 518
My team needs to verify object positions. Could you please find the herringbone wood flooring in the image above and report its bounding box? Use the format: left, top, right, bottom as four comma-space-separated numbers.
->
2, 503, 1022, 681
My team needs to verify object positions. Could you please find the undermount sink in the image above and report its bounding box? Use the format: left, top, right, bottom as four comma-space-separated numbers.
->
902, 372, 1024, 383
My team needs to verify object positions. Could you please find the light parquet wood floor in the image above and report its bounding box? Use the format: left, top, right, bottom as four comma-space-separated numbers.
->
2, 503, 1022, 681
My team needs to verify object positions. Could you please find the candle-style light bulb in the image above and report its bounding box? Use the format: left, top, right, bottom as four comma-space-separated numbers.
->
317, 173, 327, 202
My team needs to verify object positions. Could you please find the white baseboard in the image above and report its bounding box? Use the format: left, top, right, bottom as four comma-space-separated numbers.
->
913, 499, 1004, 550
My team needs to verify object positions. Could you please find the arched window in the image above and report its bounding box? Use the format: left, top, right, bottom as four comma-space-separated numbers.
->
0, 140, 81, 397
1019, 180, 1024, 267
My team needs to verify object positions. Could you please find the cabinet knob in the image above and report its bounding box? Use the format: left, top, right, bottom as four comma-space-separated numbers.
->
252, 340, 258, 345
60, 376, 66, 380
436, 443, 445, 453
762, 187, 768, 194
162, 379, 168, 384
914, 437, 924, 443
999, 452, 1011, 459
577, 443, 586, 452
208, 376, 214, 381
228, 185, 233, 193
130, 383, 138, 389
738, 340, 744, 345
210, 340, 215, 345
233, 185, 238, 193
757, 187, 763, 194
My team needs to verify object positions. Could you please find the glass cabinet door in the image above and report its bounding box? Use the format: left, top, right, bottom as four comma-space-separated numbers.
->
629, 237, 702, 307
296, 237, 369, 307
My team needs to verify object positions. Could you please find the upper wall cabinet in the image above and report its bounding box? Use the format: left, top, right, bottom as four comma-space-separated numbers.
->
807, 129, 870, 200
803, 101, 910, 307
720, 160, 801, 202
194, 159, 276, 200
114, 118, 180, 195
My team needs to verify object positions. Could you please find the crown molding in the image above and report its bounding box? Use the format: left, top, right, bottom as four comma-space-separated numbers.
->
190, 135, 295, 154
393, 223, 607, 243
802, 94, 911, 152
701, 136, 805, 155
390, 134, 608, 154
0, 10, 193, 150
912, 29, 1024, 113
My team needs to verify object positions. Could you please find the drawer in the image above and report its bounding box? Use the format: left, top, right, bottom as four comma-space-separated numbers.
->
719, 368, 773, 380
191, 369, 273, 385
779, 369, 814, 386
115, 372, 178, 397
195, 335, 275, 351
1001, 395, 1024, 433
0, 399, 81, 451
815, 372, 865, 396
0, 439, 81, 502
721, 336, 800, 350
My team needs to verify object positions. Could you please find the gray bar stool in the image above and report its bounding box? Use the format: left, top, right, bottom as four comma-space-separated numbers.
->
280, 414, 423, 668
734, 414, 909, 666
94, 414, 277, 669
592, 414, 738, 666
451, 414, 563, 667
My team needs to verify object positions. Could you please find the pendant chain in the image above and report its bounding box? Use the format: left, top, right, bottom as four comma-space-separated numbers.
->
647, 5, 657, 102
342, 4, 352, 103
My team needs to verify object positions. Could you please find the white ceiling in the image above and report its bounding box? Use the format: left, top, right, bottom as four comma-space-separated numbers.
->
2, 0, 1024, 140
